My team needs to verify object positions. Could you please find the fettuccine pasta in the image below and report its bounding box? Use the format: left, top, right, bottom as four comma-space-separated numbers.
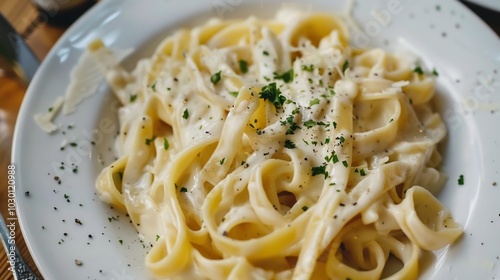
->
94, 9, 462, 280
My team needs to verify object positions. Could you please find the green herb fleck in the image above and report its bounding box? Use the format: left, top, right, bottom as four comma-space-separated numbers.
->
342, 160, 348, 168
332, 121, 337, 129
163, 138, 169, 150
332, 154, 339, 163
360, 169, 366, 176
69, 142, 78, 147
339, 136, 345, 144
302, 206, 308, 211
304, 120, 316, 128
413, 66, 424, 75
284, 139, 296, 149
130, 94, 137, 102
151, 82, 157, 92
180, 187, 188, 192
48, 107, 53, 112
156, 235, 160, 241
342, 60, 349, 74
458, 174, 464, 185
274, 69, 294, 83
239, 59, 248, 74
263, 50, 269, 56
432, 68, 439, 76
210, 71, 222, 85
311, 165, 328, 178
145, 136, 156, 146
280, 115, 300, 135
301, 65, 314, 72
119, 240, 123, 245
259, 83, 286, 110
220, 158, 226, 165
230, 91, 239, 97
309, 98, 320, 106
182, 108, 189, 119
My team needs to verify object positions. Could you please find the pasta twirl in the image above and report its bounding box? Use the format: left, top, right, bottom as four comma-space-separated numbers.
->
94, 9, 462, 280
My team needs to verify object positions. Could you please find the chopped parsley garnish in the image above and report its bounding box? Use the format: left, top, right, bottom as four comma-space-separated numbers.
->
360, 169, 366, 176
311, 165, 328, 178
151, 82, 157, 92
342, 60, 349, 74
145, 136, 156, 146
325, 151, 339, 163
458, 174, 464, 185
389, 118, 394, 123
302, 206, 308, 211
163, 138, 169, 150
130, 94, 137, 102
280, 115, 300, 135
180, 187, 188, 192
48, 107, 53, 112
210, 71, 222, 85
413, 66, 424, 75
301, 65, 314, 72
69, 142, 78, 147
432, 68, 439, 76
156, 235, 160, 241
284, 139, 296, 149
339, 136, 345, 144
309, 98, 320, 106
182, 108, 189, 119
263, 50, 269, 56
239, 59, 248, 74
304, 120, 316, 128
332, 121, 337, 129
259, 83, 286, 110
119, 240, 123, 245
332, 154, 339, 163
220, 158, 226, 165
329, 88, 336, 96
229, 91, 239, 97
342, 160, 348, 168
274, 69, 294, 83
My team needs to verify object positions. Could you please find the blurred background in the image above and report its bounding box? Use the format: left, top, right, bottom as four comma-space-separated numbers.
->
0, 0, 498, 279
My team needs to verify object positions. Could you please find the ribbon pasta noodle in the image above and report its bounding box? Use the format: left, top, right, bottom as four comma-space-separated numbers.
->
94, 9, 462, 280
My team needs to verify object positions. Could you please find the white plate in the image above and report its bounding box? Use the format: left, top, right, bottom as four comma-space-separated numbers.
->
465, 0, 500, 12
13, 0, 500, 279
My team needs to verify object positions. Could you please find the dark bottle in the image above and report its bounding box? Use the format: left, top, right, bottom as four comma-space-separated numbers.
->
32, 0, 97, 27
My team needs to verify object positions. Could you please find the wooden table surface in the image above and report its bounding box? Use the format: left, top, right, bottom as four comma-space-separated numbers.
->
0, 0, 498, 279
